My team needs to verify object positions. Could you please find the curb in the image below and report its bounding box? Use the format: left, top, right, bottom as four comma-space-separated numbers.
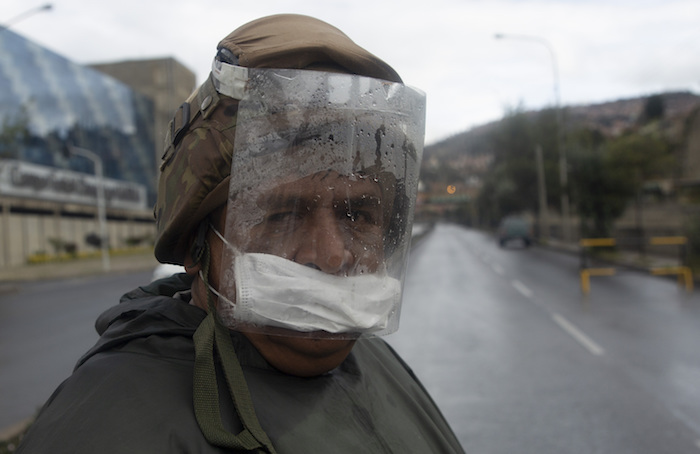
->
0, 252, 159, 284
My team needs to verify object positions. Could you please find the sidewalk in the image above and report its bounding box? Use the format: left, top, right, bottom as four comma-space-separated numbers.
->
0, 238, 687, 285
0, 250, 159, 287
0, 250, 161, 446
543, 237, 689, 270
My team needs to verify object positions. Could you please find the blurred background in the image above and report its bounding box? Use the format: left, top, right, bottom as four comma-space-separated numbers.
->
1, 2, 700, 453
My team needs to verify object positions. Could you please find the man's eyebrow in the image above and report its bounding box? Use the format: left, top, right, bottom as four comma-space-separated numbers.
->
260, 193, 382, 210
342, 194, 382, 206
337, 195, 384, 213
260, 194, 303, 210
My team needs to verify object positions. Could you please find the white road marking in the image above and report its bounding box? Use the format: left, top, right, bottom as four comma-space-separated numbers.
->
491, 264, 504, 275
512, 280, 533, 299
695, 439, 700, 450
552, 313, 605, 356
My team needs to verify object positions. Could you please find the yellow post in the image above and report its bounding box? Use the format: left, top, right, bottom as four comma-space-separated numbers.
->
579, 268, 615, 294
650, 266, 694, 292
580, 269, 590, 295
579, 238, 617, 295
682, 267, 693, 292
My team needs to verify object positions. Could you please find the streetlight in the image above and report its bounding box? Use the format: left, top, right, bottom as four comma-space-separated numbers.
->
65, 144, 111, 272
1, 4, 53, 31
494, 32, 571, 242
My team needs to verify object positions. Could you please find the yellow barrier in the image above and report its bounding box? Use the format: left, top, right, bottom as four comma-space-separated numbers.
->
579, 238, 617, 294
580, 267, 616, 295
648, 236, 693, 292
579, 238, 616, 247
649, 236, 687, 246
650, 266, 694, 292
579, 236, 693, 294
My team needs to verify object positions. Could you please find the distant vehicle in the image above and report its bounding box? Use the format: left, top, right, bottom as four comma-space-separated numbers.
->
497, 216, 533, 248
151, 263, 186, 281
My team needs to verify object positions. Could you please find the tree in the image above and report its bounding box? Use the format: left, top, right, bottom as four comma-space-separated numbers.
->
569, 129, 673, 237
639, 94, 665, 123
475, 106, 562, 226
606, 131, 673, 181
569, 145, 634, 237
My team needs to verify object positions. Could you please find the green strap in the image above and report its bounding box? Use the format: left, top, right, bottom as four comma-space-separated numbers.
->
192, 241, 277, 453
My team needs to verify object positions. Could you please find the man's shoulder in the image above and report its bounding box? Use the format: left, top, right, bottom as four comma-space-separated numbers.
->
352, 336, 414, 373
16, 277, 214, 454
76, 275, 205, 369
17, 350, 215, 454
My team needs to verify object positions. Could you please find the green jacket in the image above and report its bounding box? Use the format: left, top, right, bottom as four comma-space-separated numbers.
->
17, 274, 465, 453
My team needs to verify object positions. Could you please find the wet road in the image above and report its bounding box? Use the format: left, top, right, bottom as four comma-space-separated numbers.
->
3, 223, 700, 453
0, 271, 152, 430
386, 223, 700, 453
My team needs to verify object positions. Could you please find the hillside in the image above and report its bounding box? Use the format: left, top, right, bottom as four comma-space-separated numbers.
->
425, 91, 700, 163
417, 90, 700, 234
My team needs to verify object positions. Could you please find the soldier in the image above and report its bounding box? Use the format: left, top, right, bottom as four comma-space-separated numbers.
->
18, 14, 465, 453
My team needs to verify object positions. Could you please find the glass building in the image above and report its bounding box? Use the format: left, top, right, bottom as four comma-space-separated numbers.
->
0, 27, 157, 203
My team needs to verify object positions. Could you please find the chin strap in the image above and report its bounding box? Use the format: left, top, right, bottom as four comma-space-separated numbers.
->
192, 239, 277, 453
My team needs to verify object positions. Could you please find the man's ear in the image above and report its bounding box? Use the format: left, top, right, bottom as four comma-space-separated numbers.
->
184, 222, 208, 275
183, 254, 202, 276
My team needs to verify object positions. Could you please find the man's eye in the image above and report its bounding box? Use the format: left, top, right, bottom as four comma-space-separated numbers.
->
345, 210, 377, 225
267, 212, 301, 226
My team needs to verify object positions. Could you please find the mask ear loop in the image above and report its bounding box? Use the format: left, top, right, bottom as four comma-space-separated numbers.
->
191, 223, 277, 453
208, 222, 243, 255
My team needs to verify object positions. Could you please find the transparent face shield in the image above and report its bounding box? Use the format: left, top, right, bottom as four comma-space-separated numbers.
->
211, 64, 426, 339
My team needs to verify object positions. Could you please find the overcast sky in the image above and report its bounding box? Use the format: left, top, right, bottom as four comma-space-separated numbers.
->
3, 0, 699, 145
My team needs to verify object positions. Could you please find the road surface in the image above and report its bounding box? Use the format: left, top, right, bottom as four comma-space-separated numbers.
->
387, 223, 700, 453
3, 223, 700, 453
0, 270, 152, 432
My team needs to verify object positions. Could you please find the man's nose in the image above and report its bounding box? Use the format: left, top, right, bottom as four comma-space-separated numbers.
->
295, 210, 354, 274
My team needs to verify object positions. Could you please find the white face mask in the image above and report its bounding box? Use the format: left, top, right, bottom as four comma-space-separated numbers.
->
207, 227, 402, 335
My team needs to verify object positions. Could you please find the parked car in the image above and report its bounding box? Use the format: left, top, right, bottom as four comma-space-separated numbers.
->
497, 216, 533, 247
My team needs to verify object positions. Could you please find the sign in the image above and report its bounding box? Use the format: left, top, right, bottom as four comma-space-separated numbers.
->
0, 160, 147, 211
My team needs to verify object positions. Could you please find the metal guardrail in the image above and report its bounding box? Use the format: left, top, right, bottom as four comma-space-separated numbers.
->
579, 236, 693, 294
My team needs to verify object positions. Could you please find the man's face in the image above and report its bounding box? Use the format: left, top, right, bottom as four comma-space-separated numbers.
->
201, 170, 389, 376
228, 170, 386, 275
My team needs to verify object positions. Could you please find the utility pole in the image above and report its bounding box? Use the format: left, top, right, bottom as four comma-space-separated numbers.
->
495, 33, 571, 242
535, 145, 550, 241
65, 145, 111, 272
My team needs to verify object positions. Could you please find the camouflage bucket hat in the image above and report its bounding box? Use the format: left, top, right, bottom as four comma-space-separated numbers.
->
154, 14, 403, 264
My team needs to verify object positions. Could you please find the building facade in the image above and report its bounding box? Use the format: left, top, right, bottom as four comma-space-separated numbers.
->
90, 58, 196, 169
0, 28, 171, 268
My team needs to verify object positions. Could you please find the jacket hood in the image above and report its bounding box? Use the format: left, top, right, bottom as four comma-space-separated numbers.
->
75, 274, 204, 369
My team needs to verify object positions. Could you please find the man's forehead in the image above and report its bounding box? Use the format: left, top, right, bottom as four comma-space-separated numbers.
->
261, 171, 383, 201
